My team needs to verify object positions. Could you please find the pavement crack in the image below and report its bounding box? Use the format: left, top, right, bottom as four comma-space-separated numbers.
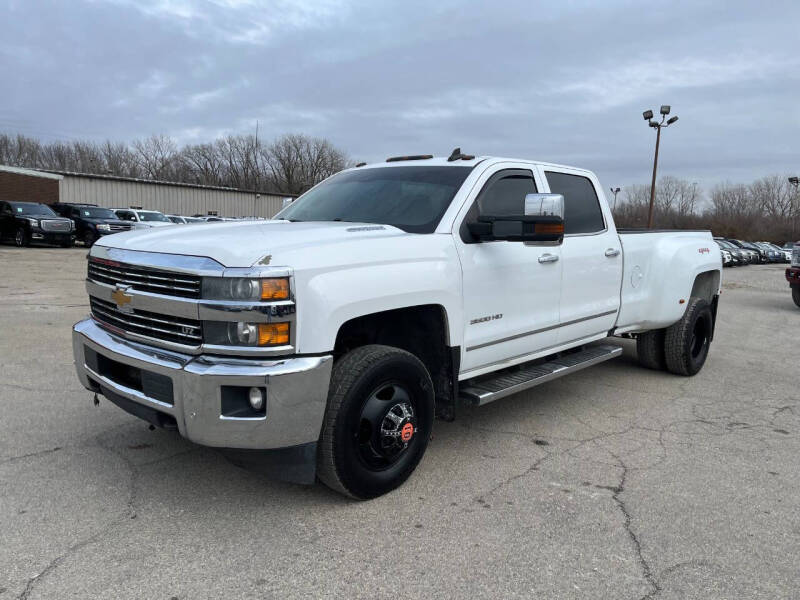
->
607, 453, 661, 600
17, 440, 139, 599
0, 446, 62, 466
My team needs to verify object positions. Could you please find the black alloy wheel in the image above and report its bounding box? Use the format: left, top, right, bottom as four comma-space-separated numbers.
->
355, 382, 418, 470
317, 345, 435, 499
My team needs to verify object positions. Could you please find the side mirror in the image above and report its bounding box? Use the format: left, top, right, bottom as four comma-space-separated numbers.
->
467, 193, 565, 243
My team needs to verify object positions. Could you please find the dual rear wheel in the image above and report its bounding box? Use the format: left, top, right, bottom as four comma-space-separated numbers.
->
637, 297, 713, 376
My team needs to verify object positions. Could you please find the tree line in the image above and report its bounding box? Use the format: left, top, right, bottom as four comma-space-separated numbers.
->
612, 174, 799, 242
2, 130, 796, 240
0, 132, 350, 196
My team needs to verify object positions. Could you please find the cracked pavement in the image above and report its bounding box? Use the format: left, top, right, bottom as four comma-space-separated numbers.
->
1, 246, 798, 599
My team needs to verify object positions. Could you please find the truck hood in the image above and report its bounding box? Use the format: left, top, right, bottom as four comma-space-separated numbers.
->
94, 220, 411, 267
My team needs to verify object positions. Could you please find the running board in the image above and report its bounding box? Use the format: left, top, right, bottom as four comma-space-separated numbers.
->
459, 344, 622, 406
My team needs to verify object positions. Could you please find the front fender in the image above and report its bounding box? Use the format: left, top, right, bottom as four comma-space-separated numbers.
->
293, 257, 463, 354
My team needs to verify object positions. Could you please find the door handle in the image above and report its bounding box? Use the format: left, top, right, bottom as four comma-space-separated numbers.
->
538, 253, 559, 264
605, 248, 620, 257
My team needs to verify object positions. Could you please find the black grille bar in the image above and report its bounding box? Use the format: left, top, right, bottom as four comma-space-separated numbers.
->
90, 297, 202, 346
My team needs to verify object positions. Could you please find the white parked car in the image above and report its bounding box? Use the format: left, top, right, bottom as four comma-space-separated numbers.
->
112, 208, 174, 229
73, 152, 722, 498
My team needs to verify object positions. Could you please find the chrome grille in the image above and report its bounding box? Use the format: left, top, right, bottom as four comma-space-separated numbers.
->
88, 259, 201, 299
109, 224, 133, 232
41, 219, 71, 232
90, 297, 202, 346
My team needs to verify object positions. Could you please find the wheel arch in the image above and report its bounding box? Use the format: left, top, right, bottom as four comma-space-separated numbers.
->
333, 304, 460, 421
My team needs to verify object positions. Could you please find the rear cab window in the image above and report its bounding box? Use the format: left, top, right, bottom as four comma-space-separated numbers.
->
544, 171, 605, 234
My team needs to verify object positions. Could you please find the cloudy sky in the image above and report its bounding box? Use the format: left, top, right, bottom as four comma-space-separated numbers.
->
2, 0, 799, 190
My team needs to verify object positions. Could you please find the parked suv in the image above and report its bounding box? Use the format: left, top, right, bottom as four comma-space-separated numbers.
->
786, 242, 800, 308
51, 203, 134, 247
0, 201, 74, 247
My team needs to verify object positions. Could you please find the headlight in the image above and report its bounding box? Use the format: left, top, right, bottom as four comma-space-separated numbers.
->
26, 218, 40, 228
202, 277, 290, 301
96, 224, 111, 231
204, 321, 290, 347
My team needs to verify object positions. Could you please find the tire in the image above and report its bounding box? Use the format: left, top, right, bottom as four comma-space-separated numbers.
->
317, 344, 435, 499
83, 231, 96, 247
15, 227, 29, 247
637, 329, 666, 370
664, 297, 713, 376
792, 287, 800, 309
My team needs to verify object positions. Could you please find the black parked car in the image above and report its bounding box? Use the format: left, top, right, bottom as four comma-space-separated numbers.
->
0, 201, 75, 247
51, 203, 134, 247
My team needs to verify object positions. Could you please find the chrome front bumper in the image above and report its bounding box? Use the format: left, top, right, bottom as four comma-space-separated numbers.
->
72, 318, 333, 450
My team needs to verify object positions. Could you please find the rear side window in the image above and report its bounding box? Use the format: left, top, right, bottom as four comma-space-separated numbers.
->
545, 171, 605, 234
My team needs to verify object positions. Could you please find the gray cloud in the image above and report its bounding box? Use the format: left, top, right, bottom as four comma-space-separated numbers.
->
2, 0, 799, 191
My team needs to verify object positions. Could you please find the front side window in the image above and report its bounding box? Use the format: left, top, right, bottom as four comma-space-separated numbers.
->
476, 170, 536, 216
277, 166, 473, 234
545, 171, 605, 234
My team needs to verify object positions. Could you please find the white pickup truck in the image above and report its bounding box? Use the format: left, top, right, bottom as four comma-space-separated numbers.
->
72, 151, 722, 499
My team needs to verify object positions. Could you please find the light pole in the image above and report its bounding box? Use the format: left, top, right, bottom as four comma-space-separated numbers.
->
643, 105, 679, 228
789, 177, 799, 240
610, 187, 621, 211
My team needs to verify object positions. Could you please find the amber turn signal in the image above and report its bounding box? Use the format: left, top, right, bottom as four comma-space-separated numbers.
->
534, 223, 564, 234
260, 278, 290, 301
257, 322, 290, 346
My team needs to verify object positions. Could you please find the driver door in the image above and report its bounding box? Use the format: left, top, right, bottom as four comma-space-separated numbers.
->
455, 165, 562, 375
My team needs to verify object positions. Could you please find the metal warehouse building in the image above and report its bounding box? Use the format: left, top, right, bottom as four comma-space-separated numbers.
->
0, 165, 292, 218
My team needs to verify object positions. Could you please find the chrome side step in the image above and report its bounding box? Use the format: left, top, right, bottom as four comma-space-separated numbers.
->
459, 344, 622, 406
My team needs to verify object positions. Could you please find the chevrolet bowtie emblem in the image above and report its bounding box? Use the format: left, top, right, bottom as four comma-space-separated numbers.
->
111, 287, 132, 309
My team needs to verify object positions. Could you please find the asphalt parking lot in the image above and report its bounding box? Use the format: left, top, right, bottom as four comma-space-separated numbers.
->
1, 246, 798, 599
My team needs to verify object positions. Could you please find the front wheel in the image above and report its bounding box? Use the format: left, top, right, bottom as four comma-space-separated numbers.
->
317, 345, 435, 499
664, 297, 713, 376
792, 287, 800, 308
83, 231, 96, 247
15, 227, 29, 247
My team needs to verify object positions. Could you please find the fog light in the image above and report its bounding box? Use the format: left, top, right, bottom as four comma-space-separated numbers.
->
248, 387, 264, 410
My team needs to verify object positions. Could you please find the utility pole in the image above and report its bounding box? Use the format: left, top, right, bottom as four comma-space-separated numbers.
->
642, 106, 679, 228
789, 177, 799, 240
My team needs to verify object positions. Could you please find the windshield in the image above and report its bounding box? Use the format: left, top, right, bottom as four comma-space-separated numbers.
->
80, 207, 117, 219
12, 202, 57, 216
139, 211, 170, 222
277, 166, 474, 233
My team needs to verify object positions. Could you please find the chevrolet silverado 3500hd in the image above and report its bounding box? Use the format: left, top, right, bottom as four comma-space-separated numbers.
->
72, 152, 722, 498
